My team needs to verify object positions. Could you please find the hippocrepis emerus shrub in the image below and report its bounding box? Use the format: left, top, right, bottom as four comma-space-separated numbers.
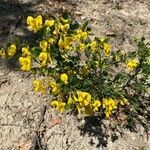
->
0, 14, 149, 120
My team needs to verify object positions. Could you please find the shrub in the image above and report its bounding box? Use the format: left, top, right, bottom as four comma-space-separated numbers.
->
0, 14, 149, 121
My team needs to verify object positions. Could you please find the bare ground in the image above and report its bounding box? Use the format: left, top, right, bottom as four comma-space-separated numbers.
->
0, 0, 150, 150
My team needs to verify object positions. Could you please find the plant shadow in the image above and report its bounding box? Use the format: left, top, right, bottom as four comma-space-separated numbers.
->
78, 116, 123, 148
78, 93, 149, 148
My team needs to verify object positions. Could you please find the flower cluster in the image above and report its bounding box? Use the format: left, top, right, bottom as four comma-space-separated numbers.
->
70, 91, 101, 115
126, 59, 138, 71
50, 90, 101, 115
0, 44, 17, 59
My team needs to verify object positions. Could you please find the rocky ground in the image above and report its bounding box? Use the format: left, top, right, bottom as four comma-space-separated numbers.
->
0, 0, 150, 150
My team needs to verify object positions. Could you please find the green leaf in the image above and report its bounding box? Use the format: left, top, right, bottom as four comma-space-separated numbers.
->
142, 63, 150, 74
31, 47, 41, 57
82, 79, 92, 89
70, 22, 79, 30
81, 20, 89, 31
62, 11, 69, 20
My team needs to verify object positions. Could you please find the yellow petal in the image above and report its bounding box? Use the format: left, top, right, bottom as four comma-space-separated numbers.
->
58, 37, 64, 49
40, 40, 48, 51
45, 20, 54, 27
93, 100, 101, 107
48, 38, 55, 45
33, 80, 40, 92
60, 73, 68, 84
104, 43, 111, 56
79, 43, 85, 51
61, 24, 70, 32
51, 101, 58, 107
68, 96, 74, 104
22, 47, 30, 56
81, 32, 87, 40
57, 102, 65, 113
27, 16, 33, 24
61, 17, 69, 23
36, 15, 43, 25
39, 52, 48, 66
19, 57, 31, 71
83, 99, 90, 106
7, 44, 17, 57
0, 48, 6, 59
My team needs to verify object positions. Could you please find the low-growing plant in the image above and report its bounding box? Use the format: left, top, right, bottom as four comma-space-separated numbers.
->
0, 14, 149, 122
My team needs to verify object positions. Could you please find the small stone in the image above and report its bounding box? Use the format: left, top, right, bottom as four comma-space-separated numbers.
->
18, 79, 23, 83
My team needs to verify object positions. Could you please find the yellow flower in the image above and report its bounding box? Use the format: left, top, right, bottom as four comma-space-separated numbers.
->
33, 80, 40, 92
53, 26, 59, 35
79, 43, 86, 51
68, 95, 74, 105
115, 55, 120, 62
81, 32, 88, 40
22, 47, 31, 56
44, 19, 54, 27
57, 102, 66, 112
27, 15, 43, 33
105, 110, 111, 118
19, 56, 31, 71
90, 41, 97, 51
75, 29, 88, 41
40, 40, 48, 51
103, 98, 118, 118
51, 100, 65, 113
60, 24, 70, 32
48, 38, 55, 45
51, 100, 58, 108
92, 100, 101, 111
46, 27, 50, 32
58, 37, 63, 49
77, 91, 91, 106
39, 52, 48, 67
126, 59, 138, 71
48, 54, 53, 65
33, 80, 45, 94
0, 48, 6, 59
58, 37, 73, 50
103, 43, 111, 56
100, 37, 105, 42
49, 81, 59, 93
120, 98, 129, 105
74, 34, 81, 41
120, 50, 125, 55
7, 44, 16, 57
60, 73, 68, 85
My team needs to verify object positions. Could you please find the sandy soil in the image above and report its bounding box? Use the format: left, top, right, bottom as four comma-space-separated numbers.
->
0, 0, 150, 150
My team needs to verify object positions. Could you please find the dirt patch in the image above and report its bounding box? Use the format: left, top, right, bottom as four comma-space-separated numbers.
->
0, 0, 150, 150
